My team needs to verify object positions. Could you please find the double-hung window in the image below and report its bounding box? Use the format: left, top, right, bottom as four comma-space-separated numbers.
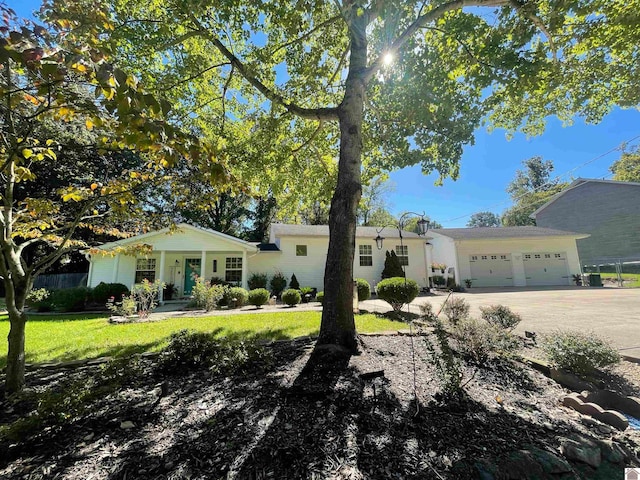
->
395, 245, 409, 266
135, 258, 156, 283
359, 245, 373, 266
225, 257, 242, 283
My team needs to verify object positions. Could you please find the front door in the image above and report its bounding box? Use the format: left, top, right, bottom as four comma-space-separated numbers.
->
184, 258, 202, 295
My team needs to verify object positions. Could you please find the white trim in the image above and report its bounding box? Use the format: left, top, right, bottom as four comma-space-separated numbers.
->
98, 223, 257, 251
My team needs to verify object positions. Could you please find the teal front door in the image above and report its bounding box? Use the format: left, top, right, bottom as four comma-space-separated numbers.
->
184, 258, 202, 295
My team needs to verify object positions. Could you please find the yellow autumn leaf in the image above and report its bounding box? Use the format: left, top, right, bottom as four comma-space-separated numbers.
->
90, 183, 98, 190
86, 119, 94, 130
22, 148, 34, 159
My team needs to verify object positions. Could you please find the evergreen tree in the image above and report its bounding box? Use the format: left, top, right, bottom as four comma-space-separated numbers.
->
381, 251, 404, 280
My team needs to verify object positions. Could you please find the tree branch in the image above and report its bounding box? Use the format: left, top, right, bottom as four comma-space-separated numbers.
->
270, 15, 342, 56
186, 17, 339, 122
363, 0, 512, 83
159, 62, 231, 91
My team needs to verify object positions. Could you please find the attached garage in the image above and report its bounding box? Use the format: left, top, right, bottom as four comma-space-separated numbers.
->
523, 252, 570, 286
469, 254, 514, 287
427, 226, 589, 288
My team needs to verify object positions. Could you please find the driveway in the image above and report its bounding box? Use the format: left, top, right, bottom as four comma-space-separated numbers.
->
360, 286, 640, 358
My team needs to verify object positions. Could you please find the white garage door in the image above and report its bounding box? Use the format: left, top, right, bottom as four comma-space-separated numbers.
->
469, 254, 514, 287
523, 252, 570, 286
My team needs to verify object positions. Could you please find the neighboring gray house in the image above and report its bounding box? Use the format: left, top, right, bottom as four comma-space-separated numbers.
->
531, 178, 640, 266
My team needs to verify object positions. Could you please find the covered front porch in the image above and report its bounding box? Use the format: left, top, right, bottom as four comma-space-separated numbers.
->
87, 224, 258, 300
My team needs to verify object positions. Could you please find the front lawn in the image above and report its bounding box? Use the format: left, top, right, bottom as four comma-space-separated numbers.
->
0, 311, 406, 367
597, 271, 640, 288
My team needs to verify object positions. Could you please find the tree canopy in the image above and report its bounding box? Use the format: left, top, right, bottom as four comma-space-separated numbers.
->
502, 157, 569, 226
467, 211, 501, 228
609, 145, 640, 183
38, 0, 640, 359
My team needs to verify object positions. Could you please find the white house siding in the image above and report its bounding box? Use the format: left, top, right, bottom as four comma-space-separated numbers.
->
246, 235, 429, 292
455, 237, 581, 287
427, 233, 460, 284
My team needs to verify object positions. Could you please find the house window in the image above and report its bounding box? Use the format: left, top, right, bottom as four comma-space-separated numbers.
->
524, 254, 531, 259
471, 255, 478, 261
490, 255, 497, 260
534, 254, 541, 259
500, 255, 507, 260
225, 257, 242, 283
481, 255, 488, 260
395, 245, 409, 266
296, 245, 307, 256
213, 259, 217, 273
135, 258, 156, 283
555, 253, 562, 258
359, 245, 373, 267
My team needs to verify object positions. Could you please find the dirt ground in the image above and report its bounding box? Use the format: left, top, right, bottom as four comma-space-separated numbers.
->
2, 332, 639, 480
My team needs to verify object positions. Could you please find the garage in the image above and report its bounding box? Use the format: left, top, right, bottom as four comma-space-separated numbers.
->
469, 254, 514, 287
523, 252, 570, 286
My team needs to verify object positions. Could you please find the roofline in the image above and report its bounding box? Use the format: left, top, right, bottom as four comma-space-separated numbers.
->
449, 233, 591, 241
531, 177, 640, 218
98, 223, 257, 251
269, 224, 422, 239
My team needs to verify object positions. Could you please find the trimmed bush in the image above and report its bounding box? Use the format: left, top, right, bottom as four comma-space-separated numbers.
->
248, 273, 268, 290
376, 277, 420, 313
442, 297, 470, 324
316, 291, 324, 305
431, 275, 445, 287
355, 278, 371, 301
223, 287, 249, 309
289, 273, 300, 290
480, 305, 522, 332
92, 282, 130, 305
300, 286, 314, 303
281, 288, 301, 306
248, 288, 270, 308
270, 271, 287, 296
50, 287, 91, 312
541, 330, 620, 377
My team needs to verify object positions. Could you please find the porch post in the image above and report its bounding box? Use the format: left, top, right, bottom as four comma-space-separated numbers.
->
201, 250, 207, 282
112, 254, 120, 283
241, 249, 248, 289
158, 250, 166, 303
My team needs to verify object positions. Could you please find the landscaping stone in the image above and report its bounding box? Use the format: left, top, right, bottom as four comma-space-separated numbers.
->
499, 450, 545, 479
597, 440, 628, 464
530, 447, 572, 474
551, 368, 597, 392
562, 394, 629, 431
559, 436, 602, 468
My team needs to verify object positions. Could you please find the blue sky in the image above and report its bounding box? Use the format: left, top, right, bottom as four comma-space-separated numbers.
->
11, 0, 640, 227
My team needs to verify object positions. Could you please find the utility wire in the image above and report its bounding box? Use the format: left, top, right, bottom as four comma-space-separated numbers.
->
441, 134, 640, 225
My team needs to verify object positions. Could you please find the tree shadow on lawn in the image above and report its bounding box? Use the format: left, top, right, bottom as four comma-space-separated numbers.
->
358, 308, 422, 323
1, 339, 601, 480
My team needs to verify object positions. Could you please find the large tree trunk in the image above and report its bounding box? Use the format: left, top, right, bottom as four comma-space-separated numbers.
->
5, 309, 27, 393
317, 9, 367, 354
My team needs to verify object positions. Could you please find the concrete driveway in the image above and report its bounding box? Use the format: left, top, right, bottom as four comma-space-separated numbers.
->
360, 286, 640, 358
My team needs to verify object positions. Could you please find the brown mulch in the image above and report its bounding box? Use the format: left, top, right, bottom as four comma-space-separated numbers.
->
1, 334, 640, 479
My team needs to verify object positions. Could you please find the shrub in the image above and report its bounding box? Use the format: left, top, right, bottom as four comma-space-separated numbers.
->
26, 288, 52, 312
316, 291, 324, 305
248, 273, 268, 290
441, 297, 470, 324
451, 318, 500, 364
248, 288, 270, 308
480, 305, 522, 332
423, 315, 463, 398
223, 287, 249, 308
282, 288, 301, 306
355, 278, 371, 301
300, 286, 314, 302
157, 330, 272, 374
50, 287, 91, 312
191, 279, 226, 311
210, 276, 230, 286
289, 273, 300, 290
464, 279, 472, 288
446, 276, 456, 288
92, 282, 130, 304
449, 284, 465, 292
106, 294, 137, 316
270, 271, 287, 296
419, 302, 438, 322
376, 277, 420, 313
381, 250, 404, 279
541, 330, 620, 377
132, 279, 165, 317
431, 275, 445, 287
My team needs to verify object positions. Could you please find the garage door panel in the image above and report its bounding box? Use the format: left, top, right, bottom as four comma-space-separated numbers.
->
523, 252, 569, 286
469, 254, 514, 287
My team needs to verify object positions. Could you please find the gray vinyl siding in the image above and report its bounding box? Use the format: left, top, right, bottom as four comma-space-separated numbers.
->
535, 182, 640, 265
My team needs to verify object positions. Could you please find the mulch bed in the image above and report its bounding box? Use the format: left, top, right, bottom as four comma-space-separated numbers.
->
1, 334, 639, 479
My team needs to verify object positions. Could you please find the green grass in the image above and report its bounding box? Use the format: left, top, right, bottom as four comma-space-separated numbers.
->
0, 311, 406, 367
597, 271, 640, 288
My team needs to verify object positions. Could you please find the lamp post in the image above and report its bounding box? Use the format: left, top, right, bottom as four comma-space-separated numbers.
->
375, 212, 431, 278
